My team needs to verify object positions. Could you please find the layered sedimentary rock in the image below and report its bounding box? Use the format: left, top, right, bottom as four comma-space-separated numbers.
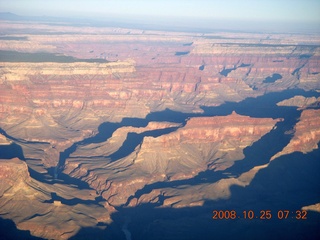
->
302, 203, 320, 213
0, 158, 110, 239
277, 95, 320, 108
1, 26, 319, 170
131, 163, 269, 208
0, 60, 139, 167
68, 121, 181, 159
0, 61, 135, 80
0, 133, 11, 144
1, 20, 319, 143
271, 109, 320, 160
1, 19, 320, 239
64, 112, 280, 206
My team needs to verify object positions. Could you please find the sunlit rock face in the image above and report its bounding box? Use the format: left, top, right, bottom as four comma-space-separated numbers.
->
64, 113, 280, 206
272, 109, 320, 160
0, 133, 11, 145
0, 158, 111, 239
277, 95, 320, 108
1, 26, 319, 170
0, 60, 137, 167
0, 18, 320, 239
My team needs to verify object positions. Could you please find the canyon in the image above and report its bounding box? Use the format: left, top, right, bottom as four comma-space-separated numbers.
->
0, 18, 320, 239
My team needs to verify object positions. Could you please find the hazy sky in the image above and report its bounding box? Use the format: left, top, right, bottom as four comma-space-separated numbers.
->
1, 0, 319, 32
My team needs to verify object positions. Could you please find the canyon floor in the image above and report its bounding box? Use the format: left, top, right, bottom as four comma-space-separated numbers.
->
0, 17, 320, 240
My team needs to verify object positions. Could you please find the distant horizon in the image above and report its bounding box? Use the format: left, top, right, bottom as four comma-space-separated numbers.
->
1, 10, 319, 34
0, 0, 319, 34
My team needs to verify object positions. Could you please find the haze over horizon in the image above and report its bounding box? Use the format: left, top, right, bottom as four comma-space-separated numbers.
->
1, 0, 320, 33
1, 1, 320, 240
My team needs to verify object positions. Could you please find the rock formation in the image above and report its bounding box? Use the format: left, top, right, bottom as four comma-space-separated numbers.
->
277, 95, 320, 108
64, 112, 280, 207
0, 133, 11, 145
271, 109, 320, 160
302, 203, 320, 213
0, 158, 110, 239
0, 18, 319, 239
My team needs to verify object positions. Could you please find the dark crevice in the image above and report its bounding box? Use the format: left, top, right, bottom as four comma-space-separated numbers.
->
109, 126, 181, 161
128, 108, 300, 202
72, 143, 320, 240
263, 73, 282, 83
220, 63, 251, 77
292, 61, 308, 79
43, 192, 104, 206
1, 89, 320, 240
175, 51, 189, 56
0, 218, 44, 240
55, 88, 319, 180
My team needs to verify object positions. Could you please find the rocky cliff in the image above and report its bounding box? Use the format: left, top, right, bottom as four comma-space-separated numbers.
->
63, 112, 280, 207
0, 158, 110, 239
0, 19, 319, 239
277, 95, 320, 108
271, 109, 320, 160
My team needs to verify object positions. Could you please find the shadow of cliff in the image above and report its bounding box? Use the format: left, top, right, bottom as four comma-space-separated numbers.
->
109, 126, 180, 161
71, 145, 320, 240
1, 89, 320, 239
0, 142, 25, 160
60, 88, 320, 172
127, 105, 300, 202
0, 218, 44, 240
0, 135, 45, 239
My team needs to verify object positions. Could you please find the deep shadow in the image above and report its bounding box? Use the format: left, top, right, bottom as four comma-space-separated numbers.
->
71, 145, 320, 240
109, 126, 180, 161
2, 89, 319, 239
69, 89, 320, 239
175, 51, 189, 56
292, 61, 308, 79
219, 63, 250, 77
220, 66, 236, 77
43, 192, 104, 206
0, 218, 44, 240
299, 54, 313, 59
0, 142, 25, 160
0, 50, 109, 63
56, 119, 151, 176
127, 104, 300, 202
57, 88, 319, 178
263, 73, 282, 83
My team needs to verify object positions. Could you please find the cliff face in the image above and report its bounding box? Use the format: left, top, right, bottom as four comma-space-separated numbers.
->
0, 133, 11, 144
64, 113, 280, 207
1, 19, 320, 239
0, 60, 141, 167
0, 158, 110, 239
277, 96, 320, 108
1, 24, 319, 169
271, 109, 320, 160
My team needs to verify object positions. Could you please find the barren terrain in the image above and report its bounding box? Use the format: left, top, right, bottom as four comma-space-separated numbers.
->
0, 18, 319, 239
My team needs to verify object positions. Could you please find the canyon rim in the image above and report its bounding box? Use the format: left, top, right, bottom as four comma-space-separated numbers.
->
0, 10, 320, 240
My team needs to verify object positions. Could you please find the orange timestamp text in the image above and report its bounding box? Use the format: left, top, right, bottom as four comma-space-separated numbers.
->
212, 210, 307, 220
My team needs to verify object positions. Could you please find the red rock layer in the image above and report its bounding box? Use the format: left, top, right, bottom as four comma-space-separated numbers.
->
0, 158, 110, 239
0, 20, 319, 238
271, 109, 320, 160
0, 22, 319, 169
277, 96, 320, 108
64, 112, 280, 206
